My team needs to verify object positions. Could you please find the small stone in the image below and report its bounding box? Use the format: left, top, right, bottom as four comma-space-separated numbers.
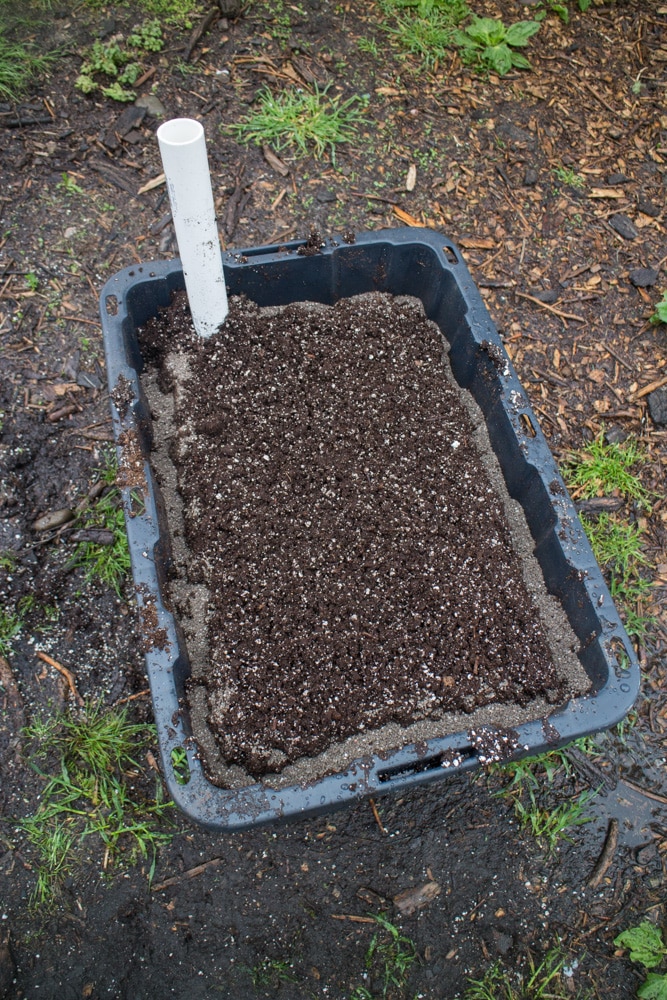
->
530, 288, 559, 304
628, 267, 658, 288
134, 95, 167, 118
608, 214, 638, 240
492, 930, 514, 956
77, 371, 102, 389
605, 426, 627, 446
637, 197, 660, 218
32, 508, 76, 532
523, 166, 538, 186
648, 387, 667, 426
114, 104, 146, 137
606, 172, 630, 185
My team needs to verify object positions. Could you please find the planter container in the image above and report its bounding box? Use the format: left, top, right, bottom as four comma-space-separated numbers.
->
100, 227, 639, 830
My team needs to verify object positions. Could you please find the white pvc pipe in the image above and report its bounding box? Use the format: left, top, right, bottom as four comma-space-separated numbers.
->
157, 118, 228, 338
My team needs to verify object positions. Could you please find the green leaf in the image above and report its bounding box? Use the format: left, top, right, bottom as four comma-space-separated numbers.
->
651, 293, 667, 325
466, 17, 506, 45
638, 974, 667, 1000
614, 923, 667, 970
551, 3, 569, 22
510, 51, 532, 70
452, 28, 477, 48
485, 42, 513, 76
578, 0, 591, 9
75, 74, 96, 94
101, 82, 136, 103
504, 20, 541, 46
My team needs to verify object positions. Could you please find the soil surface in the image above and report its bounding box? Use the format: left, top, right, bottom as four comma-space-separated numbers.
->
143, 290, 584, 778
1, 0, 666, 998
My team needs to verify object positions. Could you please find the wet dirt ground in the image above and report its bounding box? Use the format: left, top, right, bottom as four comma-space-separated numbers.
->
1, 0, 666, 997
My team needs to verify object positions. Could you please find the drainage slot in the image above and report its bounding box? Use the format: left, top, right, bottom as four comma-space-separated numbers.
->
378, 746, 476, 783
442, 245, 459, 264
520, 412, 537, 438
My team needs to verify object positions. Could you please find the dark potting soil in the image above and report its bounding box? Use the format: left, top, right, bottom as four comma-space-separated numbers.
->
140, 291, 587, 780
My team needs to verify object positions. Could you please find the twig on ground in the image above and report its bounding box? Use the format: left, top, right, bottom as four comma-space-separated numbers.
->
35, 651, 84, 706
152, 857, 224, 892
184, 7, 220, 62
114, 688, 151, 706
587, 818, 619, 889
369, 797, 387, 835
515, 291, 585, 323
621, 778, 667, 805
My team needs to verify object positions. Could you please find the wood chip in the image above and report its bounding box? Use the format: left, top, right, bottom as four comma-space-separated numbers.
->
152, 857, 224, 891
138, 173, 166, 195
458, 236, 496, 250
589, 188, 626, 199
406, 164, 417, 192
393, 881, 441, 915
262, 145, 290, 176
632, 374, 667, 400
32, 508, 76, 532
393, 206, 425, 227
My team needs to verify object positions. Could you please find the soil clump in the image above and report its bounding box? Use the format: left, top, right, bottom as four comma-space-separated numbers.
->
141, 290, 587, 780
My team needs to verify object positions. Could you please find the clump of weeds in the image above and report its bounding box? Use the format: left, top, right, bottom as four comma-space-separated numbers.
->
248, 957, 297, 989
350, 913, 417, 999
0, 7, 56, 101
463, 944, 588, 999
0, 595, 34, 658
75, 19, 164, 102
650, 290, 667, 325
227, 85, 368, 163
453, 15, 541, 76
553, 164, 585, 189
614, 921, 667, 999
542, 0, 591, 24
69, 450, 131, 596
17, 700, 174, 907
490, 743, 597, 853
377, 0, 470, 70
562, 432, 655, 640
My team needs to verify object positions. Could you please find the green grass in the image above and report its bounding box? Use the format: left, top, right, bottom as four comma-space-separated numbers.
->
562, 433, 652, 510
19, 701, 174, 906
228, 85, 367, 163
491, 745, 596, 852
350, 914, 417, 999
553, 164, 585, 189
70, 453, 131, 596
249, 957, 297, 989
464, 946, 586, 999
81, 0, 201, 27
378, 0, 470, 69
0, 15, 55, 101
0, 595, 34, 658
250, 0, 294, 46
562, 433, 654, 640
582, 512, 653, 639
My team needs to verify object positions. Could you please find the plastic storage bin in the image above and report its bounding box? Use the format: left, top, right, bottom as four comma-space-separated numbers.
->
100, 227, 639, 830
